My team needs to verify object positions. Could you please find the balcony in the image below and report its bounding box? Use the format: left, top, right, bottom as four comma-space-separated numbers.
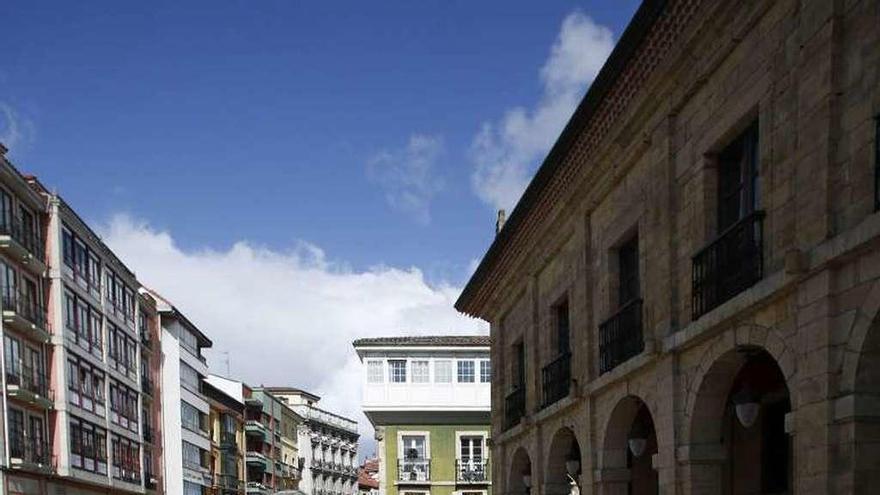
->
692, 211, 765, 320
599, 298, 644, 374
456, 459, 490, 483
0, 217, 45, 275
9, 437, 52, 473
245, 420, 268, 438
246, 481, 270, 494
6, 365, 53, 409
504, 387, 525, 431
216, 473, 244, 492
1, 288, 49, 343
541, 351, 571, 408
397, 458, 431, 483
246, 449, 270, 471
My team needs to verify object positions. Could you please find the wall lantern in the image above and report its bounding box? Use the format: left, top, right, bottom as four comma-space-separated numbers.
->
733, 385, 760, 428
628, 417, 648, 458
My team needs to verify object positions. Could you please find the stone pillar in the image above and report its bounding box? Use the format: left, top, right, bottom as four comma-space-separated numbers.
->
675, 443, 726, 495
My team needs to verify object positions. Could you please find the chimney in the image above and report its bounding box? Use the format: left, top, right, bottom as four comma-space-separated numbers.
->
495, 209, 506, 235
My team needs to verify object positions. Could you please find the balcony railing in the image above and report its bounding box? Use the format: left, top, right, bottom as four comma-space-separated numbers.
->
599, 298, 644, 374
504, 387, 525, 431
456, 459, 490, 483
0, 216, 44, 260
1, 287, 48, 330
9, 436, 51, 467
541, 351, 571, 408
6, 365, 51, 400
692, 211, 765, 320
397, 458, 431, 482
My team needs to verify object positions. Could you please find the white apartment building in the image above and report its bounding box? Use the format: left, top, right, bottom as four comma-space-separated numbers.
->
266, 388, 359, 495
148, 290, 213, 495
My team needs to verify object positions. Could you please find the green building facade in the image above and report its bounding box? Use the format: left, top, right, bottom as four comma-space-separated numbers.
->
354, 336, 492, 495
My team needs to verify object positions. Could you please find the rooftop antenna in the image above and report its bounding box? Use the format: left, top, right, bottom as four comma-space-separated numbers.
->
221, 351, 231, 376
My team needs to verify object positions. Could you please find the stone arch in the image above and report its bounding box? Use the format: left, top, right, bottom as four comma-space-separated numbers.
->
839, 279, 880, 394
681, 323, 795, 445
598, 395, 658, 495
544, 427, 583, 495
684, 342, 792, 495
507, 446, 533, 495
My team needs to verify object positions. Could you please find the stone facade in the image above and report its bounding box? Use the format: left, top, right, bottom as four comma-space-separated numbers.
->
456, 0, 880, 494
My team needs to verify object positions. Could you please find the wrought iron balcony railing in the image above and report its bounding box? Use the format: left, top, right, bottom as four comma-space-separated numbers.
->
1, 287, 48, 329
504, 387, 526, 431
599, 298, 643, 374
456, 459, 490, 483
6, 364, 51, 399
692, 210, 765, 319
397, 458, 431, 482
0, 216, 44, 260
9, 436, 51, 467
541, 351, 571, 408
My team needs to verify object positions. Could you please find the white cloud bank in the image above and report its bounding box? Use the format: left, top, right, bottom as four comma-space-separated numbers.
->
99, 214, 486, 456
470, 12, 615, 212
367, 134, 445, 225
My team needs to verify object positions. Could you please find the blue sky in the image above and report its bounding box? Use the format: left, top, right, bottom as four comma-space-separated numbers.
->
2, 0, 638, 286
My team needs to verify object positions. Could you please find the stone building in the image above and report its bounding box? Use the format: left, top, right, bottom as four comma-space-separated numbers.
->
455, 0, 880, 494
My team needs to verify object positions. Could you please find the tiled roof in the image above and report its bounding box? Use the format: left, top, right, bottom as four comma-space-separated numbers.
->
352, 335, 490, 347
358, 469, 379, 489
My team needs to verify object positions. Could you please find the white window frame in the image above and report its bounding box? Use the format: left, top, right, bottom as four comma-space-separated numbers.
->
479, 359, 491, 383
397, 430, 430, 459
366, 360, 384, 383
388, 359, 407, 383
434, 360, 452, 384
411, 360, 430, 384
457, 360, 476, 383
454, 431, 488, 461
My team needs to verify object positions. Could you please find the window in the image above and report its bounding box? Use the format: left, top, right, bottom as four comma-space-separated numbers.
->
111, 434, 141, 483
459, 435, 485, 465
184, 481, 204, 495
717, 121, 760, 231
180, 361, 201, 392
555, 299, 570, 355
183, 441, 206, 470
433, 360, 452, 383
180, 328, 199, 356
182, 401, 207, 434
366, 360, 384, 383
69, 416, 108, 474
457, 360, 475, 383
513, 342, 525, 390
388, 360, 406, 383
64, 290, 103, 357
68, 354, 106, 415
399, 434, 429, 481
411, 360, 429, 383
618, 237, 640, 306
479, 360, 491, 383
109, 381, 138, 432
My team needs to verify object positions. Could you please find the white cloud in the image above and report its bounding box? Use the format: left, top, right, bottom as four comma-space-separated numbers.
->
367, 134, 444, 225
99, 214, 486, 456
470, 11, 615, 212
0, 102, 36, 154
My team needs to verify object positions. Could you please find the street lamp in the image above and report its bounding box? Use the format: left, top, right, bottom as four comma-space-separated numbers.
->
628, 418, 648, 458
733, 385, 760, 428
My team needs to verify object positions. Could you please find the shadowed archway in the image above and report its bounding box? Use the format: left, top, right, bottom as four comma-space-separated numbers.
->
508, 447, 533, 495
545, 427, 582, 495
598, 395, 657, 495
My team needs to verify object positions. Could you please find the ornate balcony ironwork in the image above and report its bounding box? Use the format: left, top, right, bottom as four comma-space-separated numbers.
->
599, 298, 644, 374
692, 211, 765, 319
397, 458, 431, 482
541, 351, 571, 408
455, 459, 490, 483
